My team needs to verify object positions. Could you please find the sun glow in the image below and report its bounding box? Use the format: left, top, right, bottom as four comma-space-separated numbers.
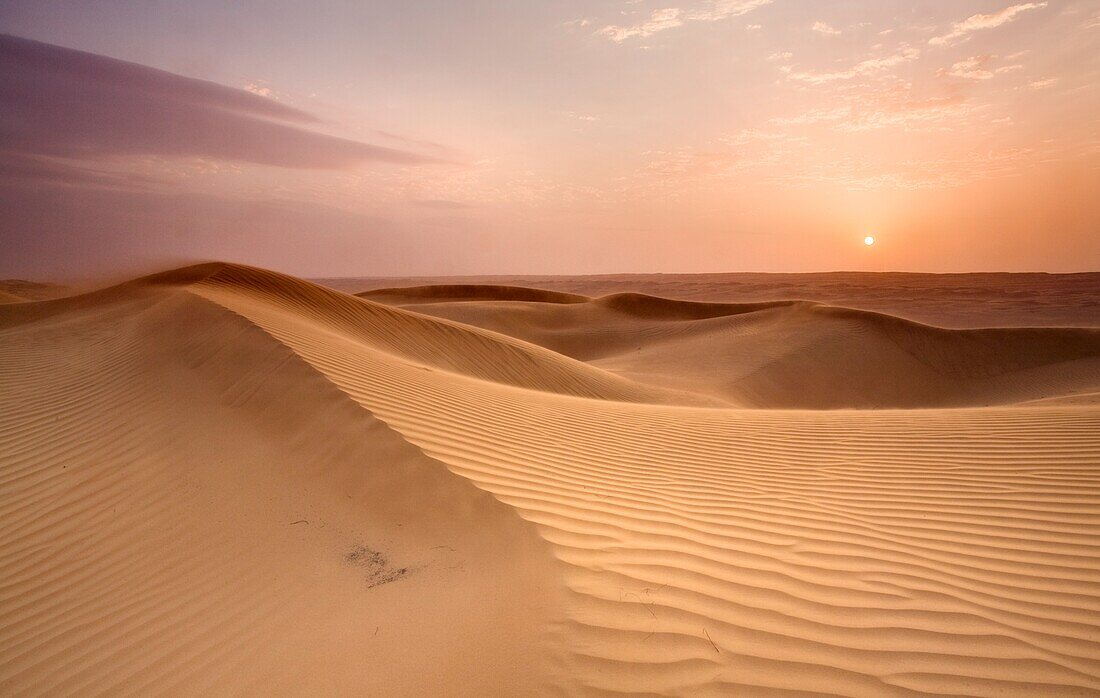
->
864, 236, 875, 246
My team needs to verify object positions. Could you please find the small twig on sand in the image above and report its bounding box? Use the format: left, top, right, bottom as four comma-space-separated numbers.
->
288, 520, 309, 526
703, 628, 720, 654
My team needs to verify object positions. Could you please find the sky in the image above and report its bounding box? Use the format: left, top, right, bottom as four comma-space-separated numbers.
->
1, 0, 1098, 279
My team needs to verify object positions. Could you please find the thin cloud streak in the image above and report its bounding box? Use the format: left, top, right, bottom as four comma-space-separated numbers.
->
0, 34, 445, 169
599, 8, 683, 42
597, 0, 771, 42
930, 3, 1048, 45
685, 0, 772, 22
781, 46, 920, 84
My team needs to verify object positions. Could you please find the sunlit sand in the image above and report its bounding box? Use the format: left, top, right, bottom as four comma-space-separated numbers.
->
2, 264, 1098, 695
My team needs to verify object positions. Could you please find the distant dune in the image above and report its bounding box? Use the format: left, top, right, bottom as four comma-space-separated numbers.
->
361, 283, 1100, 408
3, 263, 1100, 695
0, 279, 68, 303
339, 271, 1100, 329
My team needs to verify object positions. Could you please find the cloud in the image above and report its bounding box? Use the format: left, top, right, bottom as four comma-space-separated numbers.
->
930, 3, 1047, 46
745, 24, 762, 31
941, 55, 1023, 80
0, 34, 444, 169
686, 0, 772, 22
784, 46, 919, 84
1028, 77, 1057, 89
243, 82, 274, 98
770, 83, 980, 133
598, 8, 683, 42
598, 0, 770, 42
812, 21, 841, 36
564, 111, 600, 122
945, 55, 995, 80
768, 52, 793, 61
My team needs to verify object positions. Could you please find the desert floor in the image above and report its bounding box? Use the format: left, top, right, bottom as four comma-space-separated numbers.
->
2, 264, 1099, 696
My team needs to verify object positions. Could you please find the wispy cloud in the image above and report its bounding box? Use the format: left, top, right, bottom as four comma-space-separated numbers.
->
930, 3, 1048, 46
0, 34, 443, 169
770, 83, 981, 133
599, 8, 683, 42
685, 0, 772, 22
598, 0, 770, 42
243, 82, 274, 98
783, 46, 919, 84
812, 21, 841, 36
563, 111, 600, 122
942, 55, 1022, 80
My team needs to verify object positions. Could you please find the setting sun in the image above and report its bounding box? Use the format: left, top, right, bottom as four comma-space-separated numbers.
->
864, 236, 876, 246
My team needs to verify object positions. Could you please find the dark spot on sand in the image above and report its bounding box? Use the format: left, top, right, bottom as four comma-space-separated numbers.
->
344, 545, 409, 588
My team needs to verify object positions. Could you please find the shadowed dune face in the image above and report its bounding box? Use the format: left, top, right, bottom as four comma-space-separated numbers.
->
3, 264, 1100, 696
359, 284, 1100, 408
0, 275, 563, 695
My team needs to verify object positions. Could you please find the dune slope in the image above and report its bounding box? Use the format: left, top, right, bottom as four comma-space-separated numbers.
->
0, 275, 563, 695
197, 266, 1100, 696
360, 285, 1100, 408
3, 263, 1100, 696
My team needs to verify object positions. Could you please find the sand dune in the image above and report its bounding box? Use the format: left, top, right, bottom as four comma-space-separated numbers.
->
360, 285, 1100, 408
338, 271, 1100, 329
0, 271, 561, 695
0, 280, 69, 303
364, 283, 590, 305
3, 263, 1100, 695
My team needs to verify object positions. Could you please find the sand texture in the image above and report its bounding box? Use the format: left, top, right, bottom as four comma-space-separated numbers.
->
3, 263, 1100, 696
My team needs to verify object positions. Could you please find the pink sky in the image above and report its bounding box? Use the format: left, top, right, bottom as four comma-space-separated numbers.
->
0, 1, 1097, 279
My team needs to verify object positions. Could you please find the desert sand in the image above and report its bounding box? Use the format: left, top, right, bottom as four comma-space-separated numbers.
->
2, 263, 1100, 696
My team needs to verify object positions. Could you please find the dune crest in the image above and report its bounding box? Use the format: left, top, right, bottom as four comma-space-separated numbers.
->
361, 283, 590, 304
3, 263, 1100, 696
361, 283, 1100, 408
0, 272, 564, 695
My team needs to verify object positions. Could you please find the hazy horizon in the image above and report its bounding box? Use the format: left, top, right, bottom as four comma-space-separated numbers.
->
2, 1, 1098, 279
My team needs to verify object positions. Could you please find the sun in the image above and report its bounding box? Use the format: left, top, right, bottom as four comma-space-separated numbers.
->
864, 236, 875, 246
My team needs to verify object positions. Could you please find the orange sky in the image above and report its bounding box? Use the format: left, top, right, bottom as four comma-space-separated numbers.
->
0, 1, 1097, 278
